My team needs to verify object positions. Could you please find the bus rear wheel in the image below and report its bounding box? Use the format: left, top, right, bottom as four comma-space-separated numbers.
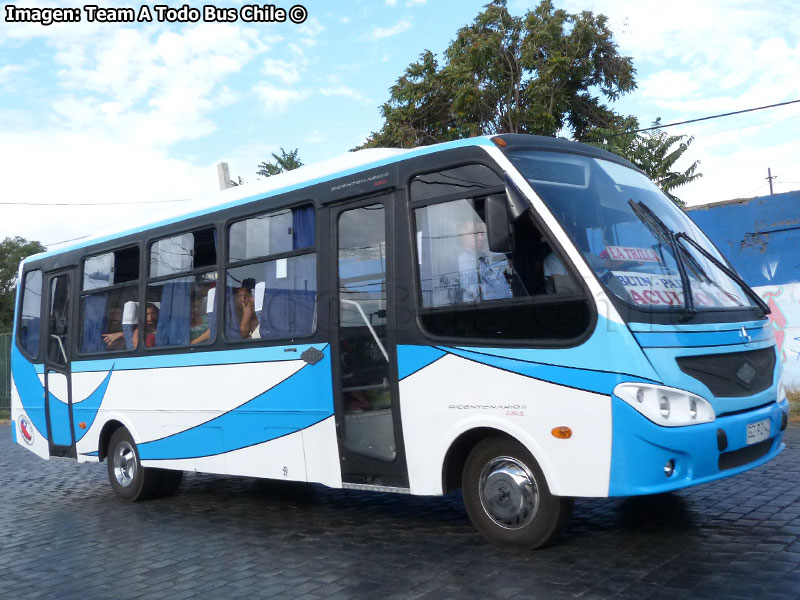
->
107, 428, 164, 502
462, 437, 572, 549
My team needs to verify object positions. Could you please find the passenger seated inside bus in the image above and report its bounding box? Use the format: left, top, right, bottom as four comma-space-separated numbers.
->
456, 219, 513, 303
102, 303, 160, 349
233, 283, 259, 338
190, 296, 211, 344
542, 247, 577, 294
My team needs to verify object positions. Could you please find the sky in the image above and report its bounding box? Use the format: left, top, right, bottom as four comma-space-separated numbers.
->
1, 0, 799, 249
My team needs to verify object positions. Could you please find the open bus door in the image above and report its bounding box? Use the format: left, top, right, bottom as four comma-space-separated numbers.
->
327, 192, 409, 490
43, 269, 77, 458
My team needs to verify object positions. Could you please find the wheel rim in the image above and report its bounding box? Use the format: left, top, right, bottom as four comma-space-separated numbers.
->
478, 456, 539, 530
113, 441, 137, 488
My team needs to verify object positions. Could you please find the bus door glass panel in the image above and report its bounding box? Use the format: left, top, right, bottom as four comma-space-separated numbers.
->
337, 204, 396, 461
45, 273, 73, 448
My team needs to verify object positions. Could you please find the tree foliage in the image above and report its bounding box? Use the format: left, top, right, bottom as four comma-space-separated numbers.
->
359, 0, 635, 149
1, 236, 46, 333
257, 148, 303, 177
587, 118, 702, 207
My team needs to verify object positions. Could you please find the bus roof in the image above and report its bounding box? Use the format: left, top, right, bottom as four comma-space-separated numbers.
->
22, 133, 634, 265
23, 137, 500, 264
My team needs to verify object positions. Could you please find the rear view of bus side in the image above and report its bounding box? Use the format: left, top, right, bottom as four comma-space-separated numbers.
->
11, 135, 789, 549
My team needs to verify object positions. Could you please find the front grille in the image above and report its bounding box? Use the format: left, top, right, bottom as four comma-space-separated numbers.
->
718, 438, 773, 471
676, 347, 775, 397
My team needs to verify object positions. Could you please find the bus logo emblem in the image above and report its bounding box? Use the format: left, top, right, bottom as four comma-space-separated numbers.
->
19, 416, 34, 445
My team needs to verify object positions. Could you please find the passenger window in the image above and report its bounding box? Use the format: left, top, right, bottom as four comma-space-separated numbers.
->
147, 229, 218, 349
78, 247, 141, 354
83, 247, 138, 290
224, 205, 316, 341
146, 274, 216, 347
229, 209, 294, 262
150, 228, 216, 278
18, 269, 43, 357
410, 164, 502, 202
412, 167, 590, 341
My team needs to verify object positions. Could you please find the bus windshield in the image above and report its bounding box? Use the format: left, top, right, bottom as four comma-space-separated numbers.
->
508, 150, 760, 316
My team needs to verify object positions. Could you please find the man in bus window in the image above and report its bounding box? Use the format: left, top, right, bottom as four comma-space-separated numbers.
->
234, 283, 259, 338
456, 219, 513, 303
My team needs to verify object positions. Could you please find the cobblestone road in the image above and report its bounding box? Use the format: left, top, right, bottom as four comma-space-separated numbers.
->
1, 423, 799, 600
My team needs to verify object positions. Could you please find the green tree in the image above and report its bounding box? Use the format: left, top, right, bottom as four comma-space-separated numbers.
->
1, 236, 46, 332
257, 148, 303, 177
588, 118, 702, 207
358, 0, 635, 149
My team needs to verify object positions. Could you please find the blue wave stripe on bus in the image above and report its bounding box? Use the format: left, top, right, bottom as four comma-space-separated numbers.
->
633, 324, 772, 348
137, 351, 334, 460
396, 346, 447, 380
441, 347, 655, 395
11, 345, 47, 437
48, 390, 73, 446
71, 370, 112, 442
10, 344, 112, 444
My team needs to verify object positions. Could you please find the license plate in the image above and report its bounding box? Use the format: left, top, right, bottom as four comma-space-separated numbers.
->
746, 418, 771, 445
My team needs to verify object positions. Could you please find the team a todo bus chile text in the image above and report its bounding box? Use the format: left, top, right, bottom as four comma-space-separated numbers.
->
4, 4, 305, 25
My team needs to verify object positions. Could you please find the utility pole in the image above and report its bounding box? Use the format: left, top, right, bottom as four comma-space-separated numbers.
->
217, 162, 233, 191
766, 168, 777, 195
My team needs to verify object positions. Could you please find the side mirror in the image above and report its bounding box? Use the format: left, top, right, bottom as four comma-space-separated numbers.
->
504, 173, 531, 220
485, 194, 512, 254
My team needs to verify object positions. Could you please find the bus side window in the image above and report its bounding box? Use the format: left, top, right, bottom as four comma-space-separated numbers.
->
79, 247, 140, 355
411, 165, 590, 341
146, 227, 217, 349
18, 269, 43, 357
225, 205, 317, 342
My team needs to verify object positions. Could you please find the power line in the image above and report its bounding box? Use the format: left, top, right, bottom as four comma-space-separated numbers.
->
611, 98, 800, 136
693, 113, 800, 138
45, 234, 92, 247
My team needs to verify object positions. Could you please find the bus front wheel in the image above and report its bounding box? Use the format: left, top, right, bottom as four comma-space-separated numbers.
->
462, 437, 572, 549
107, 428, 164, 502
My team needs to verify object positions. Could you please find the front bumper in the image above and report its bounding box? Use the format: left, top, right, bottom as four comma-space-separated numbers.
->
609, 396, 787, 496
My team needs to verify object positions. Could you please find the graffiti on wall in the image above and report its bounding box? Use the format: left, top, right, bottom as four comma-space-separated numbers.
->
757, 283, 800, 388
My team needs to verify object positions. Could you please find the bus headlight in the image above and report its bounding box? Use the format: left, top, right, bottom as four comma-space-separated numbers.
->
777, 374, 787, 403
615, 383, 715, 427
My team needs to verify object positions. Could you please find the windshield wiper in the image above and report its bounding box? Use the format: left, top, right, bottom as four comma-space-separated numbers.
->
675, 232, 770, 317
628, 200, 696, 319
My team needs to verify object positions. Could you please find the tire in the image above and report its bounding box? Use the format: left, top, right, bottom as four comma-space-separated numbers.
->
462, 437, 573, 549
157, 469, 184, 497
106, 428, 164, 502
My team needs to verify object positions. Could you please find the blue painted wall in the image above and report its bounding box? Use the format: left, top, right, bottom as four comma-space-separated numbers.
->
687, 191, 800, 287
687, 191, 800, 386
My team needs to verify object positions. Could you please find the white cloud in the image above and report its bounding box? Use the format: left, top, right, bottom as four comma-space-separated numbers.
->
40, 23, 274, 148
295, 17, 325, 47
261, 58, 301, 84
319, 85, 372, 104
366, 20, 412, 40
305, 130, 328, 144
0, 64, 26, 84
253, 83, 309, 112
385, 0, 398, 6
0, 129, 217, 245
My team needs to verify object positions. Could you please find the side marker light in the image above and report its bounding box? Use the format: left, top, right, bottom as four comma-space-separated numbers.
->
491, 136, 507, 147
551, 426, 572, 439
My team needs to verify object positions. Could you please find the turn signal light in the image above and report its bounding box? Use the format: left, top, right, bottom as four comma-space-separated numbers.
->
491, 136, 507, 147
551, 426, 572, 439
78, 422, 87, 430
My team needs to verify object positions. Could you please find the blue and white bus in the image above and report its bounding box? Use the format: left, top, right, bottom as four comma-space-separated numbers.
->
11, 135, 789, 548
